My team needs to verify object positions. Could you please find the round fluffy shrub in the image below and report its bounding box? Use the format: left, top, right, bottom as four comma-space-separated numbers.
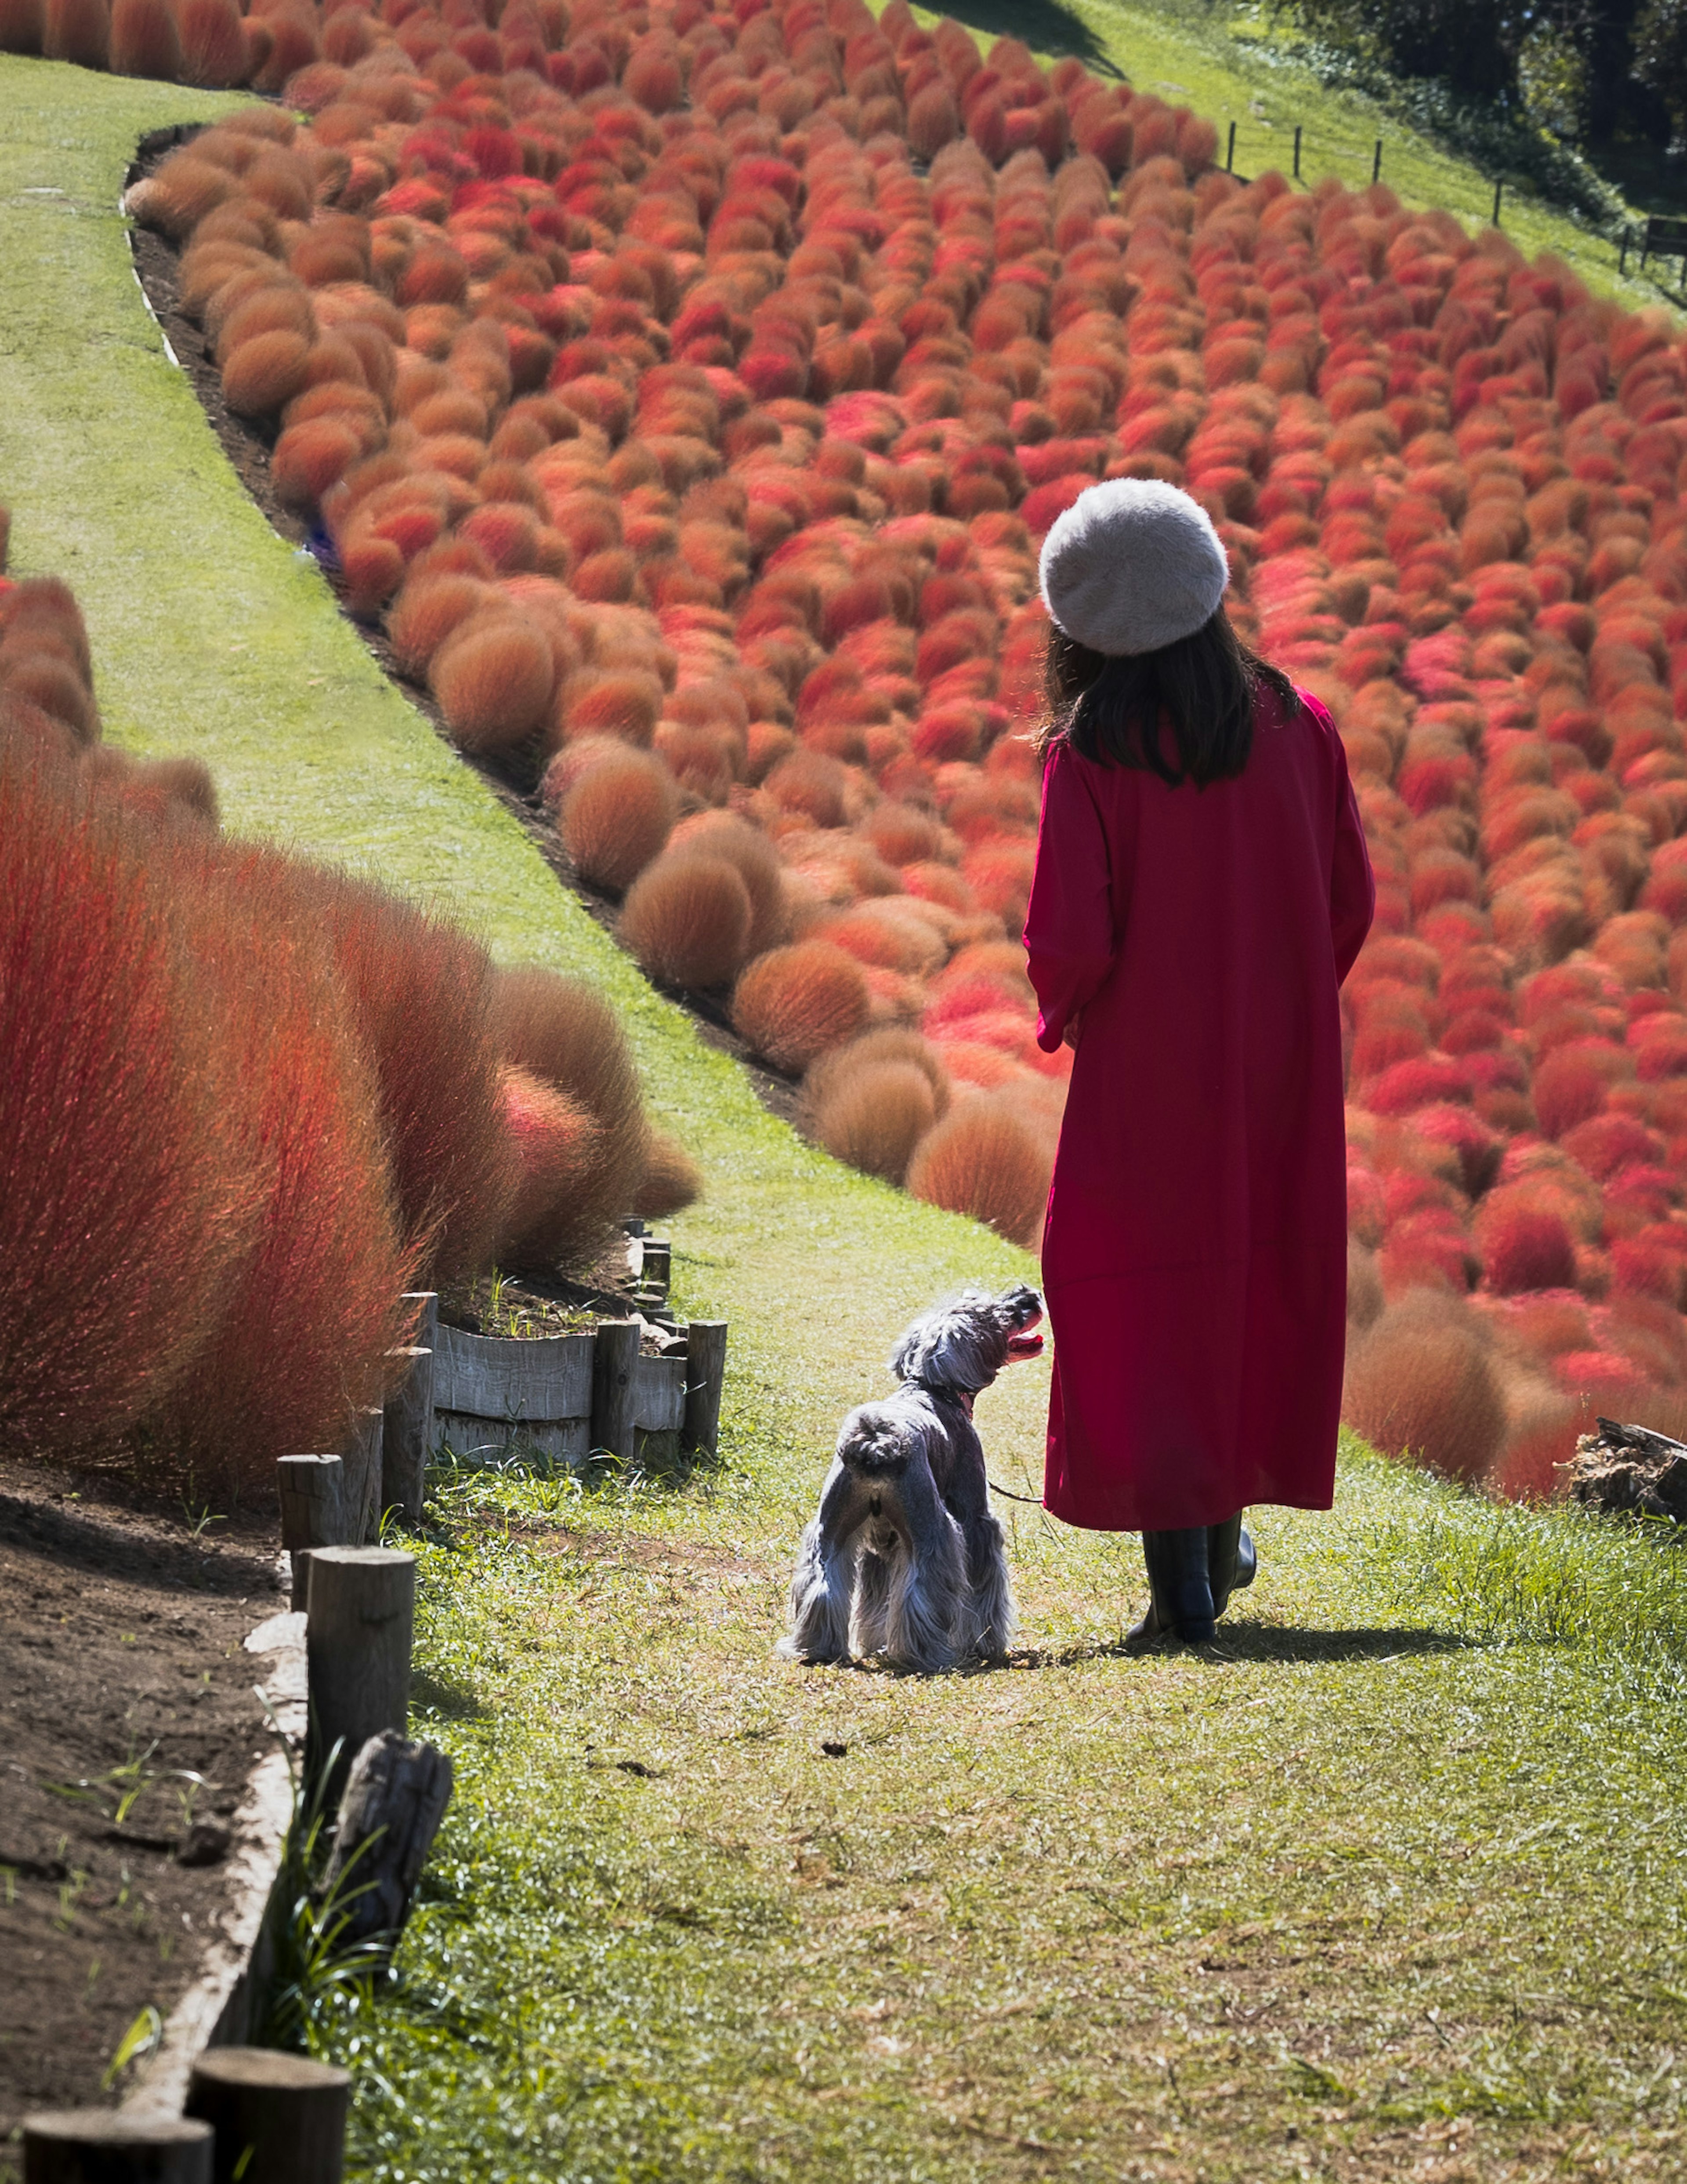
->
732, 941, 872, 1072
560, 745, 677, 892
1476, 1205, 1578, 1296
496, 1066, 608, 1270
430, 613, 555, 753
487, 967, 650, 1265
221, 328, 312, 417
1341, 1289, 1506, 1482
905, 1096, 1052, 1247
667, 813, 788, 954
620, 852, 755, 989
811, 1059, 938, 1183
633, 1130, 704, 1219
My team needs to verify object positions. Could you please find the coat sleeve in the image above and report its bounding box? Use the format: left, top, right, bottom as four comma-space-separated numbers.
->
1300, 691, 1376, 985
1023, 740, 1119, 1053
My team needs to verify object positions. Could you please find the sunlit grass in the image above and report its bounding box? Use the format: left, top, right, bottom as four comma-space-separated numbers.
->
285, 1422, 1687, 2182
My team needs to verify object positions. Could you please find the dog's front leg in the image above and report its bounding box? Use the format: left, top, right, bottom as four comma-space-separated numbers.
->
778, 1459, 863, 1664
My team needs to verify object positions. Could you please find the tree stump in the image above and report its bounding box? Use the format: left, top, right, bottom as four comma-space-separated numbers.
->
304, 1546, 413, 1803
591, 1318, 639, 1463
184, 2049, 349, 2184
684, 1321, 728, 1456
276, 1455, 346, 1611
22, 2111, 212, 2184
324, 1730, 454, 1951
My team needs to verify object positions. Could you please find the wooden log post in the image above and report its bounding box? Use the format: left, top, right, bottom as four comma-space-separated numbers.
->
184, 2050, 350, 2184
684, 1321, 728, 1457
382, 1303, 435, 1530
276, 1455, 346, 1611
323, 1730, 454, 1952
641, 1237, 672, 1295
591, 1318, 639, 1463
341, 1406, 384, 1543
304, 1547, 414, 1803
22, 2111, 213, 2184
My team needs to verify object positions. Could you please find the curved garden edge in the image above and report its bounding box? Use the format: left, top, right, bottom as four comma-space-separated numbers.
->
119, 1595, 305, 2124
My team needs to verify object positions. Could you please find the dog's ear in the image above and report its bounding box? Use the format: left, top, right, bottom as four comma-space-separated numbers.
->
837, 1402, 914, 1475
890, 1289, 996, 1385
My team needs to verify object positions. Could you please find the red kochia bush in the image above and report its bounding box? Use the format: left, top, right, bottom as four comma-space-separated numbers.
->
620, 849, 755, 990
809, 1058, 939, 1183
274, 864, 519, 1285
145, 838, 414, 1491
905, 1096, 1052, 1247
43, 0, 109, 65
487, 966, 652, 1266
177, 0, 248, 83
558, 743, 677, 892
109, 0, 181, 77
632, 1130, 704, 1220
0, 0, 44, 50
1476, 1204, 1579, 1295
1341, 1289, 1507, 1482
430, 613, 554, 752
496, 1066, 606, 1270
0, 751, 259, 1453
733, 941, 872, 1072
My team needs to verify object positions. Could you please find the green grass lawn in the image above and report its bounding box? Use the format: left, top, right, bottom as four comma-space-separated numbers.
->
4, 50, 1687, 2184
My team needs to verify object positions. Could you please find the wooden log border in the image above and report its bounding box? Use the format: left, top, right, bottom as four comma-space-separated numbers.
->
426, 1314, 723, 1470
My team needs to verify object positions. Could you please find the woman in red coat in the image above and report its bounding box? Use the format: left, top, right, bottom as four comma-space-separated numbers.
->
1023, 479, 1374, 1645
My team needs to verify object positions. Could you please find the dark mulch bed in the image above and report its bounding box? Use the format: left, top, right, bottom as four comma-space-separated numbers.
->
126, 131, 804, 1135
0, 1452, 286, 2149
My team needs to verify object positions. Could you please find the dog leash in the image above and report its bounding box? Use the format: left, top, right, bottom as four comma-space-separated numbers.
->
987, 1477, 1045, 1505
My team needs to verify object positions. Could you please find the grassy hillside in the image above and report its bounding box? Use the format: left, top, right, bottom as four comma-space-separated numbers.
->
3, 51, 1687, 2184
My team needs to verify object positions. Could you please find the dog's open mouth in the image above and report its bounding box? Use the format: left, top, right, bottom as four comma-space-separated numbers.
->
1006, 1304, 1046, 1361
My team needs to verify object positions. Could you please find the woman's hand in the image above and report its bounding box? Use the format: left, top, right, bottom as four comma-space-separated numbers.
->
1062, 1010, 1083, 1052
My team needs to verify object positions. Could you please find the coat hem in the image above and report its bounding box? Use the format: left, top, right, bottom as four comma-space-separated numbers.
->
1042, 1491, 1337, 1533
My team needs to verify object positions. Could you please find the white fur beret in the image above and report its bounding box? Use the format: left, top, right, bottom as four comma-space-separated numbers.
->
1038, 479, 1230, 656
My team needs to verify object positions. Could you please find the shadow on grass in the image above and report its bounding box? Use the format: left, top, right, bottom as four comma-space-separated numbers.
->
411, 1668, 488, 1721
941, 0, 1123, 75
1033, 1623, 1469, 1667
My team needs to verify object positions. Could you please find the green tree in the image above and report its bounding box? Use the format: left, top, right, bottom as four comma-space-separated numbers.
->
1634, 0, 1687, 146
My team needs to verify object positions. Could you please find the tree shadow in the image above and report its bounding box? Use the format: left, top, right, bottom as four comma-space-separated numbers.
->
939, 0, 1124, 77
1034, 1623, 1469, 1668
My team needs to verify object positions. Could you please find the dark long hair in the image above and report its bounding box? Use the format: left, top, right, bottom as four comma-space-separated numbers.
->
1033, 609, 1297, 788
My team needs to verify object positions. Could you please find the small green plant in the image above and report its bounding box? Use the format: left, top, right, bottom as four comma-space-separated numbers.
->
260, 1719, 391, 2053
101, 2004, 162, 2092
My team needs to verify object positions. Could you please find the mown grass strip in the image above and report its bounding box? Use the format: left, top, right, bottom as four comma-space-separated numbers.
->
5, 53, 1687, 2182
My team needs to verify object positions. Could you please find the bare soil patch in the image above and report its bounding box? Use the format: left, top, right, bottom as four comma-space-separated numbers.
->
0, 1451, 285, 2148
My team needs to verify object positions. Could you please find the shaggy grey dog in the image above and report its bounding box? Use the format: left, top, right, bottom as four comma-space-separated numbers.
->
779, 1285, 1045, 1673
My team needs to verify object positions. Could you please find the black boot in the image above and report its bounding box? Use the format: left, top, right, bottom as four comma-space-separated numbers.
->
1128, 1527, 1216, 1647
1207, 1515, 1257, 1619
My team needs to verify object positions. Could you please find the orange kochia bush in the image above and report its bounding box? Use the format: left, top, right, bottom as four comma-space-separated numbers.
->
0, 520, 695, 1493
128, 0, 1687, 1494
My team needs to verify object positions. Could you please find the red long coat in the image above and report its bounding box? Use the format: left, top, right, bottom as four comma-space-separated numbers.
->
1023, 683, 1374, 1531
